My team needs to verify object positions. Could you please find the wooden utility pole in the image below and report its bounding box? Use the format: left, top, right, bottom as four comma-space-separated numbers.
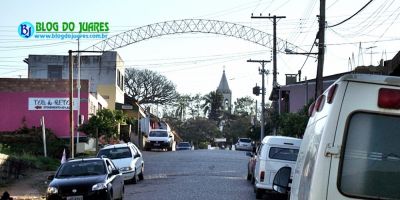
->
316, 0, 326, 99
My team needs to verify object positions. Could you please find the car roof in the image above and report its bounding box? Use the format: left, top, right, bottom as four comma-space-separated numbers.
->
67, 157, 105, 163
261, 136, 302, 146
337, 74, 400, 86
100, 143, 134, 150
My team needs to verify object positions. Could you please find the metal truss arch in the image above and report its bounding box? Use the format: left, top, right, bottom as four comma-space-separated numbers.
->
85, 19, 305, 54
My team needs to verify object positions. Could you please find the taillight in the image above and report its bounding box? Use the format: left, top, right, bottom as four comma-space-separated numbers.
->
308, 102, 315, 116
327, 84, 337, 104
260, 171, 265, 182
314, 95, 326, 112
378, 88, 400, 109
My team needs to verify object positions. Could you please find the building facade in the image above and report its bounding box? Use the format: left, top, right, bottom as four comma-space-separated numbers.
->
27, 51, 125, 110
0, 78, 107, 138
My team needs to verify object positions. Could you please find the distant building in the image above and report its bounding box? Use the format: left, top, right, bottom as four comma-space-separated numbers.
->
277, 51, 400, 114
27, 51, 125, 110
216, 70, 232, 111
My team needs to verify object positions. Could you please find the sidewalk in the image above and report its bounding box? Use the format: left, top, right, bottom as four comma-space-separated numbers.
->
0, 170, 53, 200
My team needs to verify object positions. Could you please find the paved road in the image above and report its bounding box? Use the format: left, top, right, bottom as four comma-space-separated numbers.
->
123, 149, 255, 200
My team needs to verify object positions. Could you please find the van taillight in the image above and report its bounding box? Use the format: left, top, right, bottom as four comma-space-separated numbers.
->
315, 95, 326, 112
260, 171, 265, 182
308, 102, 315, 116
378, 88, 400, 109
327, 84, 337, 104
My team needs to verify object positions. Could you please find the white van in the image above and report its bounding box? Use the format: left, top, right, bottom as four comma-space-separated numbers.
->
273, 74, 400, 200
254, 136, 301, 199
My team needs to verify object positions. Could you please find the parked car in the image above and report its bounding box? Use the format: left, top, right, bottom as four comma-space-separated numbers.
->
145, 129, 174, 151
254, 136, 301, 199
97, 142, 144, 184
235, 138, 253, 151
273, 74, 400, 200
46, 157, 124, 200
176, 142, 192, 150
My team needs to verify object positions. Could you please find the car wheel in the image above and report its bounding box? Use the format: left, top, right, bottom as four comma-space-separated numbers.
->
106, 191, 113, 200
138, 166, 144, 181
132, 171, 139, 184
247, 167, 251, 181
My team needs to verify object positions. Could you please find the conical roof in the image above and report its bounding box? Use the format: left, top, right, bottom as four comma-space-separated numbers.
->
217, 70, 231, 94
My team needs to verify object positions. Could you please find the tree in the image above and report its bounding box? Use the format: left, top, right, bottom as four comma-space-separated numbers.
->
180, 117, 221, 146
79, 109, 127, 141
188, 94, 203, 118
233, 96, 255, 116
202, 91, 223, 121
174, 94, 191, 121
125, 68, 178, 105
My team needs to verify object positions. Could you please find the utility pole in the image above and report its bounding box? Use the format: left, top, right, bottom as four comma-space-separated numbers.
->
248, 59, 270, 141
68, 50, 74, 159
251, 14, 285, 90
316, 0, 326, 99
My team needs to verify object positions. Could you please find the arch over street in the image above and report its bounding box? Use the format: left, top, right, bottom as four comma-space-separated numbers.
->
85, 19, 306, 54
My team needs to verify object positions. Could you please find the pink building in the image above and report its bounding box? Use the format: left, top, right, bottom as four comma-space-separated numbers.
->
0, 78, 91, 139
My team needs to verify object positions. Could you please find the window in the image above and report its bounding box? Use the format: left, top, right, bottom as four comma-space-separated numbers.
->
268, 147, 299, 161
339, 112, 400, 199
98, 147, 132, 159
47, 65, 62, 79
149, 131, 168, 137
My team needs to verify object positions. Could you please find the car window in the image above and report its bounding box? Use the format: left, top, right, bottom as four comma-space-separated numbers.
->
56, 160, 105, 177
268, 147, 299, 161
98, 147, 132, 159
149, 131, 168, 137
339, 112, 400, 199
239, 138, 251, 143
178, 142, 190, 147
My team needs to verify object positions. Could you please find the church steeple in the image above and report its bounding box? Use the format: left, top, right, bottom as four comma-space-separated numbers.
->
216, 69, 232, 111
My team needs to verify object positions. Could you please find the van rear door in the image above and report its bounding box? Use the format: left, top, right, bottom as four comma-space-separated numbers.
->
326, 81, 400, 200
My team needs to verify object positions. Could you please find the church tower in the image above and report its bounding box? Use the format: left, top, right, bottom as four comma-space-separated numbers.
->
216, 69, 232, 112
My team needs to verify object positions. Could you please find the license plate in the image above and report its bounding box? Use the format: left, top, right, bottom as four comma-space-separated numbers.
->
67, 196, 83, 200
154, 143, 160, 146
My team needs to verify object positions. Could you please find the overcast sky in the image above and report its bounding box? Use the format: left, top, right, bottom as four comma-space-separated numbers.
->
1, 0, 399, 102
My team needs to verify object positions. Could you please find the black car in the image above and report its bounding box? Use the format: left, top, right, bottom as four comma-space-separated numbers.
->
46, 157, 124, 200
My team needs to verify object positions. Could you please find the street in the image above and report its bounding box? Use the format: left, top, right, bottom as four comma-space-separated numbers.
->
124, 149, 255, 200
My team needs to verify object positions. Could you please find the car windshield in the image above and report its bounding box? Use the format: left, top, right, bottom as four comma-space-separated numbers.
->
178, 142, 190, 147
268, 147, 299, 161
56, 160, 105, 178
149, 131, 168, 137
239, 138, 251, 143
98, 147, 132, 159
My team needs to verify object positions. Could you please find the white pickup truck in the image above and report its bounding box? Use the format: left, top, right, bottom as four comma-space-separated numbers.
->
144, 129, 174, 151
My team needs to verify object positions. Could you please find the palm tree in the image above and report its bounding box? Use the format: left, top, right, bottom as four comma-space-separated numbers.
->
201, 91, 224, 121
174, 94, 191, 121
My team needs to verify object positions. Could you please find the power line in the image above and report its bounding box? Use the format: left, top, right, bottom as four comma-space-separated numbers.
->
327, 0, 374, 28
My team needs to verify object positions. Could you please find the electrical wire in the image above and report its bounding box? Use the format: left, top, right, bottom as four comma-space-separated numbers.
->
327, 0, 374, 28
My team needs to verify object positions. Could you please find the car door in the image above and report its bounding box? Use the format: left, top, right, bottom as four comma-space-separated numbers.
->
106, 159, 124, 198
130, 145, 142, 173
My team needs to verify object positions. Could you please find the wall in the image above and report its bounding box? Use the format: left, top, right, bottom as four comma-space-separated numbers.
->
0, 79, 88, 138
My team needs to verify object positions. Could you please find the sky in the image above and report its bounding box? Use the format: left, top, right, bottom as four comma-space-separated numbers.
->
1, 0, 400, 103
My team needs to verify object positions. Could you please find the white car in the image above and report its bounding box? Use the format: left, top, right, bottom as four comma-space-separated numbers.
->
235, 138, 253, 151
254, 136, 301, 199
145, 129, 174, 151
97, 142, 144, 184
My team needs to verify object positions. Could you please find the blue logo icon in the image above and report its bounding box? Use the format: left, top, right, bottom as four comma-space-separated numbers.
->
18, 22, 35, 38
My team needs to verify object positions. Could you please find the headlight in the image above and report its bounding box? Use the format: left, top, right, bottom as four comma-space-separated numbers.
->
120, 167, 132, 172
92, 183, 107, 191
47, 186, 58, 194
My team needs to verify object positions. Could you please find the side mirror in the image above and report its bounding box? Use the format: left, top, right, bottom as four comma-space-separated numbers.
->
111, 169, 120, 175
47, 175, 55, 180
272, 166, 291, 194
169, 135, 173, 138
144, 134, 148, 138
245, 152, 253, 157
134, 154, 141, 158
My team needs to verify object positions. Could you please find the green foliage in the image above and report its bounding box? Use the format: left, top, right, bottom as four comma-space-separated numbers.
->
223, 115, 253, 144
79, 109, 127, 140
233, 96, 255, 116
276, 103, 311, 138
202, 91, 224, 121
0, 127, 67, 159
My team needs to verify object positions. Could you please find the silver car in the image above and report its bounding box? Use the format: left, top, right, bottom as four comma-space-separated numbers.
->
235, 138, 253, 151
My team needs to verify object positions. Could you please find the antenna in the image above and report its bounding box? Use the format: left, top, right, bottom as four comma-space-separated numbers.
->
365, 46, 377, 66
358, 42, 364, 66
